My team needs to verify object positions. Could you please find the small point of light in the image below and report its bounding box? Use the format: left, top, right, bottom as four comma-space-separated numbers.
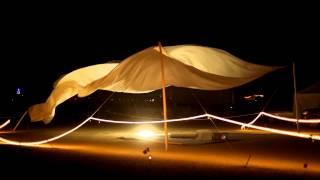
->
148, 155, 152, 160
221, 134, 227, 140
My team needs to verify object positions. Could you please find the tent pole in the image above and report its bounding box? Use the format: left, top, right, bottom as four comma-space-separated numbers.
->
158, 41, 168, 151
13, 110, 27, 132
293, 62, 299, 132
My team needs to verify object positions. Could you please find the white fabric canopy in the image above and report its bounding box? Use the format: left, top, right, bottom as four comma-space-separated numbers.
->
29, 63, 119, 123
165, 45, 274, 78
29, 45, 279, 124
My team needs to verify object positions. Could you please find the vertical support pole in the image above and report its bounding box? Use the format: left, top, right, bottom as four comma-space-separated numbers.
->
158, 41, 168, 151
293, 62, 299, 132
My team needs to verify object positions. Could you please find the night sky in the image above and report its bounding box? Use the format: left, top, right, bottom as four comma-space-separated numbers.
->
0, 3, 319, 109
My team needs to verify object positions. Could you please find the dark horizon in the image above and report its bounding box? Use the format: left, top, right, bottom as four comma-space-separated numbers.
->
0, 4, 319, 114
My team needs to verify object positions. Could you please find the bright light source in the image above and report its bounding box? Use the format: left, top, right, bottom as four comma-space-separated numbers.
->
148, 155, 152, 160
137, 130, 155, 139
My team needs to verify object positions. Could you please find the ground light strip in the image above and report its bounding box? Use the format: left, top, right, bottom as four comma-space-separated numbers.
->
261, 112, 320, 123
0, 115, 208, 146
242, 112, 320, 128
0, 120, 10, 129
1, 113, 320, 146
206, 114, 320, 140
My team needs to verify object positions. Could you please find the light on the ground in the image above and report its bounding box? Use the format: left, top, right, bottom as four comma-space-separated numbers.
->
137, 130, 155, 139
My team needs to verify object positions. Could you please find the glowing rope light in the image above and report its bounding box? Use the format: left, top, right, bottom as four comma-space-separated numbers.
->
0, 115, 207, 146
89, 114, 208, 124
261, 112, 320, 123
0, 113, 320, 146
206, 114, 320, 140
0, 118, 90, 146
243, 112, 320, 128
241, 113, 262, 130
0, 120, 10, 129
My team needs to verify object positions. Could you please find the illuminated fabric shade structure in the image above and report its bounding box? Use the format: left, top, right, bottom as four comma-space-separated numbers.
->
29, 45, 278, 124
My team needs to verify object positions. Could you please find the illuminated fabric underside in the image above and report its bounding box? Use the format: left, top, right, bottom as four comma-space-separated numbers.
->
29, 45, 278, 124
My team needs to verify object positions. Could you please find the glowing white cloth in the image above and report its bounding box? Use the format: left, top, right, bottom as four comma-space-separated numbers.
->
29, 45, 278, 123
29, 63, 118, 123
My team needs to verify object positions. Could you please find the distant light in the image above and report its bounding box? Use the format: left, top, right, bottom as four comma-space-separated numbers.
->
243, 94, 264, 101
16, 88, 21, 95
221, 134, 227, 140
148, 155, 152, 160
137, 130, 155, 139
